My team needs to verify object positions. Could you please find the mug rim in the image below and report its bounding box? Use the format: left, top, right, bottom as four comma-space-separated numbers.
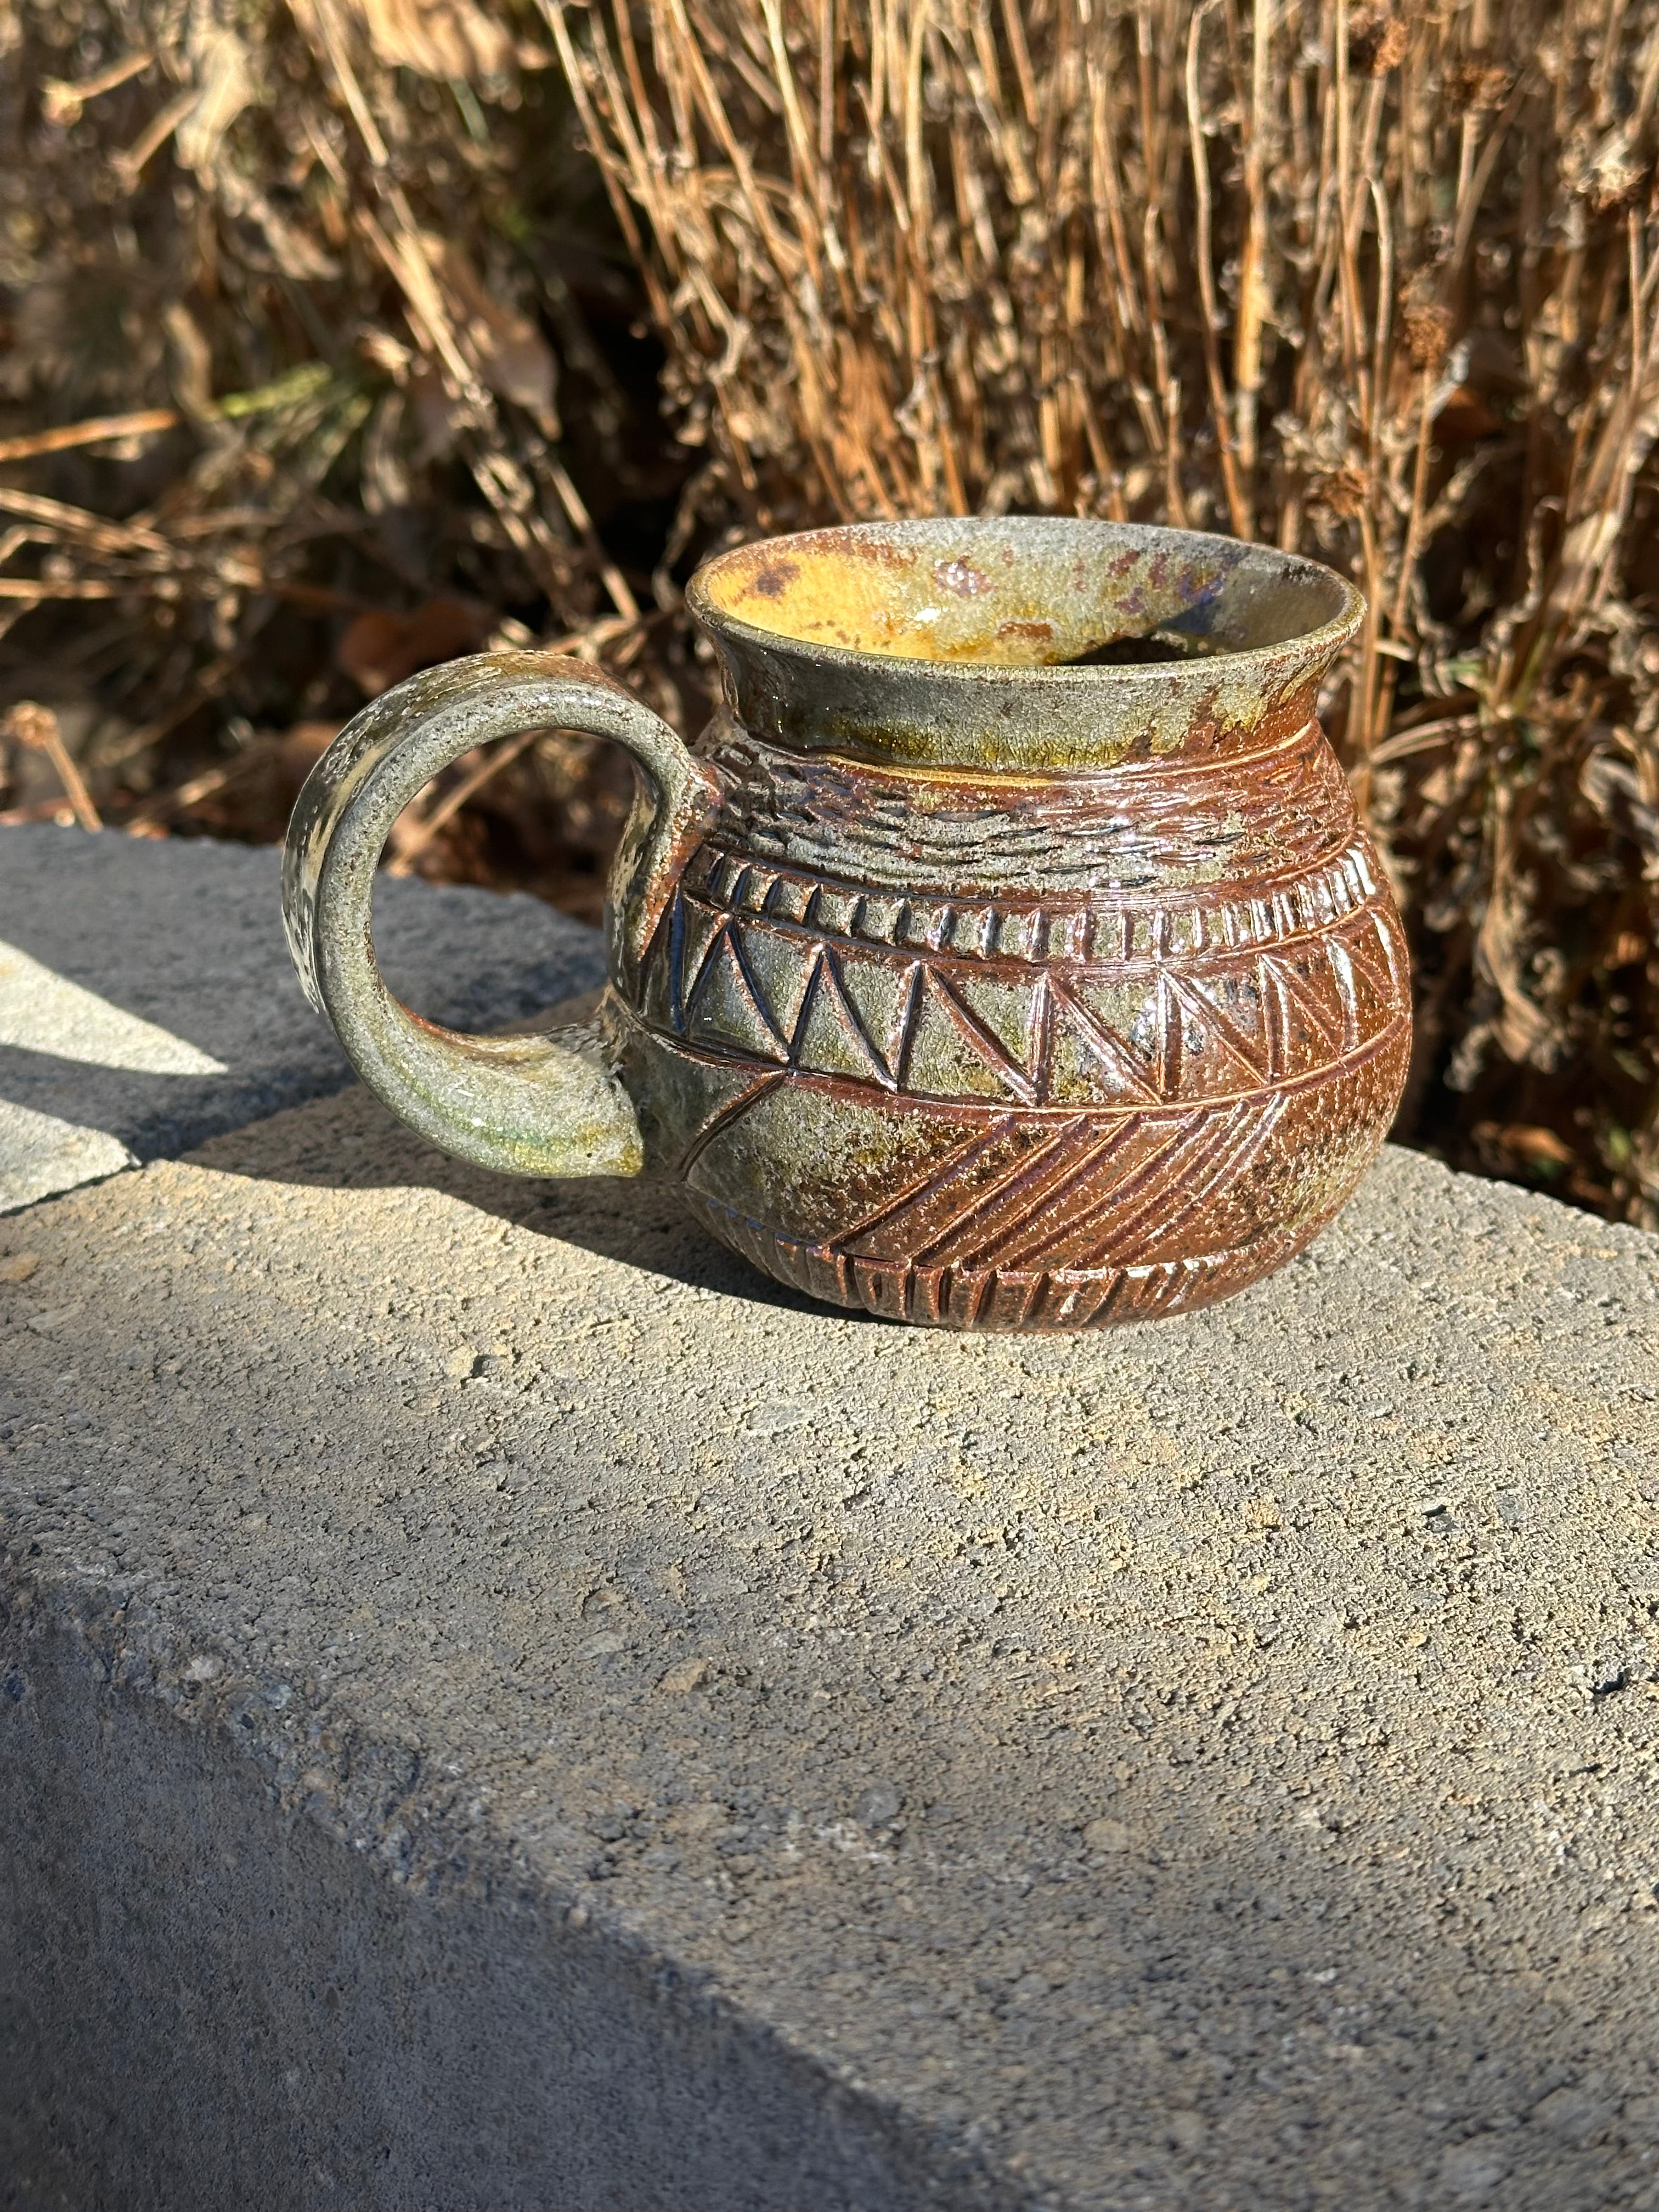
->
684, 515, 1364, 685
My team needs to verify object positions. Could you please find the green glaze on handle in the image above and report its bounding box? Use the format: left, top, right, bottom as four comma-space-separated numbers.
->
283, 651, 721, 1180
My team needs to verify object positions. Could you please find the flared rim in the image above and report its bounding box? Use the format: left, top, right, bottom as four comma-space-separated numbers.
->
685, 516, 1364, 685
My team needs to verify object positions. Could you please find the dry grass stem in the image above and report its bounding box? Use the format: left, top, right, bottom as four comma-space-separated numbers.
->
3, 0, 1659, 1221
549, 0, 1659, 1224
1, 0, 691, 918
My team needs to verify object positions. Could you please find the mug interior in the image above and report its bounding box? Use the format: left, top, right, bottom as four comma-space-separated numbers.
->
689, 517, 1355, 669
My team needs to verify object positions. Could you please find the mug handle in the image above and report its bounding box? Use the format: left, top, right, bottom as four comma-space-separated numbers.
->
283, 651, 720, 1180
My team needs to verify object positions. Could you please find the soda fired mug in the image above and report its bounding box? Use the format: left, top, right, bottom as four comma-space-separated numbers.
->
285, 518, 1410, 1330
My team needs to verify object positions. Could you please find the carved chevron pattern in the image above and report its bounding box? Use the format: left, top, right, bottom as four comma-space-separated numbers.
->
686, 1180, 1325, 1330
826, 1096, 1288, 1273
702, 716, 1356, 894
636, 879, 1408, 1110
662, 1058, 1397, 1330
678, 1084, 1303, 1328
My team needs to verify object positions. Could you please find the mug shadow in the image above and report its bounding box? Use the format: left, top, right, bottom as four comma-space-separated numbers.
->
189, 1074, 886, 1328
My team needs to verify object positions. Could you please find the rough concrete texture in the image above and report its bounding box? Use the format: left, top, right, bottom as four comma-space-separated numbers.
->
0, 823, 603, 1210
4, 1646, 954, 2212
3, 1077, 1658, 2210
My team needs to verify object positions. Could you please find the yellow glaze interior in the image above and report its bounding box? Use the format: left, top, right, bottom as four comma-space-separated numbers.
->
691, 518, 1353, 668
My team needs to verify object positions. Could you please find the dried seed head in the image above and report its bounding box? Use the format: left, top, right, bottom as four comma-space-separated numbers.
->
2, 701, 60, 753
1401, 302, 1453, 373
1308, 465, 1368, 521
1348, 9, 1408, 76
1444, 59, 1511, 110
1571, 127, 1650, 213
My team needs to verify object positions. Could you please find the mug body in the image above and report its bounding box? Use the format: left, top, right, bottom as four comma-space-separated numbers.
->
607, 518, 1410, 1330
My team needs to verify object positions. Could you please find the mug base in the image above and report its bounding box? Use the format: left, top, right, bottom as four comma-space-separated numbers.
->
681, 1187, 1340, 1331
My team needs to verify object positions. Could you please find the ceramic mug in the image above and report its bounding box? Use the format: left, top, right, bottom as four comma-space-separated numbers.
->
284, 518, 1410, 1330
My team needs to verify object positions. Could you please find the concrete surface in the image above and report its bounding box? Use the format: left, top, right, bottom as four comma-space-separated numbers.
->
0, 825, 604, 1211
3, 1059, 1658, 2210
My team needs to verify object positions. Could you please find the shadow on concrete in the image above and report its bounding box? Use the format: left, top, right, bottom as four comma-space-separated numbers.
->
5, 1105, 1656, 2209
0, 825, 605, 1172
188, 1075, 885, 1327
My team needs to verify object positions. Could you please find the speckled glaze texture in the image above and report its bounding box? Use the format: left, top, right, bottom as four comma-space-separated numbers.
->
613, 519, 1410, 1329
286, 517, 1410, 1331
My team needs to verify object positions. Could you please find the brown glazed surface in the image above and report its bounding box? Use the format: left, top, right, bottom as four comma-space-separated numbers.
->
608, 519, 1410, 1330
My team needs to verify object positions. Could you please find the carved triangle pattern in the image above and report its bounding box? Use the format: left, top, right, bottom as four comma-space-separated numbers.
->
1165, 972, 1274, 1086
1256, 951, 1361, 1082
1045, 983, 1164, 1106
633, 875, 1409, 1108
1344, 913, 1402, 1023
899, 968, 1039, 1104
836, 949, 918, 1079
676, 898, 728, 1022
734, 917, 819, 1045
944, 969, 1048, 1082
686, 929, 788, 1063
1325, 939, 1361, 1054
1260, 947, 1347, 1062
789, 950, 891, 1088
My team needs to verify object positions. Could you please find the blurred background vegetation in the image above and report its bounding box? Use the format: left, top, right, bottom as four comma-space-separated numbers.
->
2, 0, 1657, 1226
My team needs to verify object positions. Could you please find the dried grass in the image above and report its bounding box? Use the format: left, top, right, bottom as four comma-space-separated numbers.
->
3, 0, 1659, 1222
554, 0, 1659, 1224
0, 0, 695, 916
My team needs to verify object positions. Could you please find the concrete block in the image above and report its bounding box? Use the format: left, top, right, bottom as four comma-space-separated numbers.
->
3, 1079, 1658, 2210
0, 825, 605, 1212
